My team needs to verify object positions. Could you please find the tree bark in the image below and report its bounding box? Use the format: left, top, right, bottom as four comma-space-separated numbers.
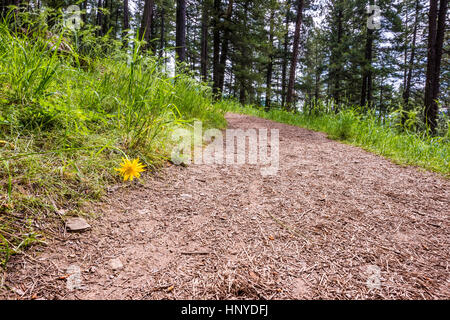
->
361, 0, 374, 109
108, 0, 113, 34
331, 4, 343, 111
424, 0, 448, 134
96, 0, 104, 36
360, 27, 373, 108
265, 9, 275, 111
281, 0, 291, 108
239, 86, 246, 105
218, 0, 234, 93
101, 0, 110, 36
403, 0, 419, 107
286, 0, 304, 109
314, 39, 320, 104
140, 0, 155, 50
200, 0, 209, 82
149, 3, 157, 52
159, 6, 165, 58
81, 0, 87, 24
176, 0, 187, 63
123, 0, 130, 46
212, 0, 222, 96
114, 3, 120, 36
403, 4, 409, 92
238, 1, 250, 105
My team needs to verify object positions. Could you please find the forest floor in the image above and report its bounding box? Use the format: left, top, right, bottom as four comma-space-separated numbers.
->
1, 113, 449, 300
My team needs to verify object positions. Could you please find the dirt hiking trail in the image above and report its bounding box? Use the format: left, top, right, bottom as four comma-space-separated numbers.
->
1, 113, 449, 299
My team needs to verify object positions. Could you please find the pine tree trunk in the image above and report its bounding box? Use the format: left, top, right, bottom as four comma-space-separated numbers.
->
314, 40, 320, 104
238, 1, 250, 105
281, 0, 290, 108
361, 72, 367, 107
212, 0, 221, 96
403, 5, 409, 91
424, 0, 438, 133
361, 2, 374, 109
81, 0, 87, 24
403, 0, 419, 107
159, 7, 165, 58
176, 0, 187, 63
150, 4, 157, 52
424, 0, 447, 134
123, 0, 130, 45
265, 9, 275, 111
140, 0, 155, 50
367, 45, 373, 109
101, 0, 110, 36
200, 0, 209, 82
239, 86, 246, 105
114, 3, 120, 35
96, 0, 104, 36
286, 0, 304, 109
362, 29, 374, 108
106, 0, 111, 35
332, 5, 343, 111
218, 0, 234, 93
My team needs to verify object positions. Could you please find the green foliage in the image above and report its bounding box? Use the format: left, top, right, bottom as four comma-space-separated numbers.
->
0, 15, 225, 266
329, 109, 358, 140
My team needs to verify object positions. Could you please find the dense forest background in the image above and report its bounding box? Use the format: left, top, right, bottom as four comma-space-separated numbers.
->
1, 0, 448, 132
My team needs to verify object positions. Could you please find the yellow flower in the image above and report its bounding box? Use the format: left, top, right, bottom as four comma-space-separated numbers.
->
115, 157, 146, 181
0, 140, 14, 149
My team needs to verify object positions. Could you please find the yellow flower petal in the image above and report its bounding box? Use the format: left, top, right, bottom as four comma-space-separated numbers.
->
116, 157, 146, 182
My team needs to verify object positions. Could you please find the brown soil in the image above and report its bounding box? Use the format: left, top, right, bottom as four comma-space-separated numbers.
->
1, 113, 449, 300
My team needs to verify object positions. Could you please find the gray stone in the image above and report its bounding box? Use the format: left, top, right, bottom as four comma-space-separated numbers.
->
11, 287, 25, 296
65, 217, 91, 232
109, 258, 124, 271
137, 209, 150, 215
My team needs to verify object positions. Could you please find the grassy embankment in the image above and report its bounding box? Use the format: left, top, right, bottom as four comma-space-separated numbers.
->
0, 20, 226, 266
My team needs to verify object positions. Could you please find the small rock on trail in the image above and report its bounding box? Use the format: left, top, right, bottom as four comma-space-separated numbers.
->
109, 258, 124, 271
65, 217, 91, 232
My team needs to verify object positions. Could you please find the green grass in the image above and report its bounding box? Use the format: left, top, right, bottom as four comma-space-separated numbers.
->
0, 19, 226, 266
224, 101, 450, 176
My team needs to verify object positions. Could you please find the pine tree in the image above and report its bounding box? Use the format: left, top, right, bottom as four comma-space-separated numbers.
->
176, 0, 187, 62
424, 0, 448, 133
140, 0, 155, 49
286, 0, 304, 109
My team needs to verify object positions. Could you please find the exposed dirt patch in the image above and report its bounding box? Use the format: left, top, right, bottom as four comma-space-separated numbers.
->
1, 113, 449, 299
